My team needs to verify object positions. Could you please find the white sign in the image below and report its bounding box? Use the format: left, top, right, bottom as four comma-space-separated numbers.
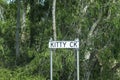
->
49, 41, 79, 48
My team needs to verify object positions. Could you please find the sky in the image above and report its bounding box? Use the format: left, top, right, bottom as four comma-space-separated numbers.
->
5, 0, 15, 4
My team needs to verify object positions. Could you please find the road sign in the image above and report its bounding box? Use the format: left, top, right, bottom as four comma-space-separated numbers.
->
49, 38, 79, 80
49, 41, 79, 49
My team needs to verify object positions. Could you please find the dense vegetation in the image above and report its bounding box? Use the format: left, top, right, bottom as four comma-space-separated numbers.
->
0, 0, 120, 80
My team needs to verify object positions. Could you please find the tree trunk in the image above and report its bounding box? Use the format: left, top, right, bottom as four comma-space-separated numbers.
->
84, 12, 102, 80
52, 0, 56, 40
16, 0, 21, 60
21, 0, 27, 43
0, 5, 4, 21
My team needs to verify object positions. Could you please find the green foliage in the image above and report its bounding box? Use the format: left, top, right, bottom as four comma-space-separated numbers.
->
0, 68, 45, 80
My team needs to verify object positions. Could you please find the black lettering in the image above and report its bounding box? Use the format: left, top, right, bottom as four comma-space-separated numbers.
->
74, 42, 77, 47
63, 42, 66, 47
59, 42, 62, 47
70, 42, 74, 47
51, 43, 54, 47
56, 42, 59, 47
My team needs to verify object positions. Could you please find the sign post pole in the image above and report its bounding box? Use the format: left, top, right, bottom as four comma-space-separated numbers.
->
77, 47, 79, 80
50, 49, 53, 80
76, 39, 79, 80
50, 38, 53, 80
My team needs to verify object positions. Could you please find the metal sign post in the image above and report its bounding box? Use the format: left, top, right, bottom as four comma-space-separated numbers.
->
76, 39, 79, 80
49, 38, 79, 80
77, 49, 79, 80
50, 49, 53, 80
49, 38, 53, 80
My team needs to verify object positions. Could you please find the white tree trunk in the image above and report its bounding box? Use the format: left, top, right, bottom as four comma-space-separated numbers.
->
0, 5, 4, 21
21, 1, 27, 43
84, 12, 102, 80
52, 0, 57, 40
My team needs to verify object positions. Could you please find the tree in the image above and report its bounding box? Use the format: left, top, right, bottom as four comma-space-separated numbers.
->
0, 0, 120, 80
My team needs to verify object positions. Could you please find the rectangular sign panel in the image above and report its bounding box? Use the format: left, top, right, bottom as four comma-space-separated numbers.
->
49, 41, 79, 49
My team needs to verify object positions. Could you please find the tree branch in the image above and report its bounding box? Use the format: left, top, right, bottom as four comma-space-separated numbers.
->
111, 63, 120, 72
88, 13, 102, 38
84, 12, 102, 60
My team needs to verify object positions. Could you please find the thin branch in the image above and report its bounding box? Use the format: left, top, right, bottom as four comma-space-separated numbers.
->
88, 13, 102, 38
